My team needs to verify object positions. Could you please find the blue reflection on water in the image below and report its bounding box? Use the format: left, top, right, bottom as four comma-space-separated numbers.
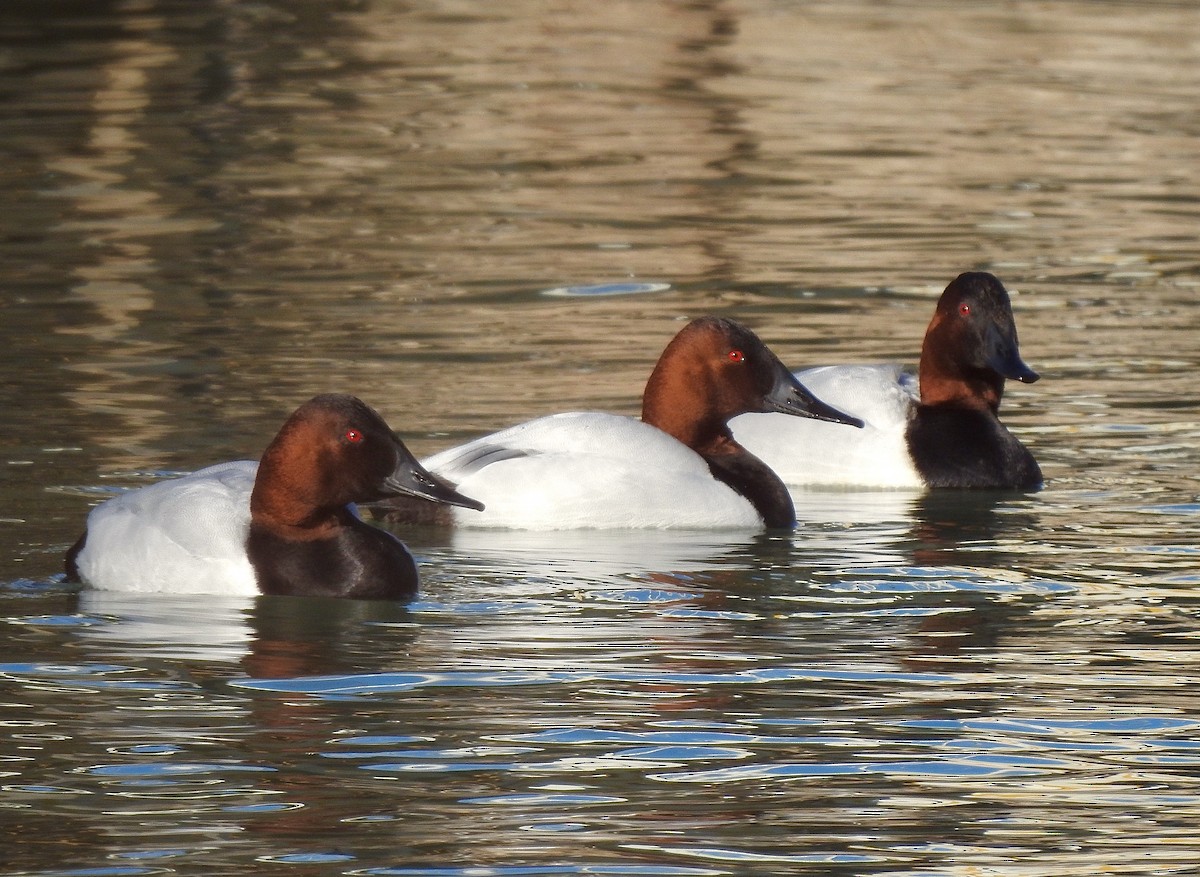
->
541, 282, 671, 297
85, 762, 275, 777
113, 850, 187, 861
329, 735, 428, 746
900, 716, 1200, 734
627, 845, 885, 865
26, 870, 155, 877
231, 665, 957, 696
262, 852, 356, 863
0, 661, 188, 693
611, 745, 751, 760
10, 614, 101, 627
654, 753, 1067, 782
584, 589, 705, 603
460, 793, 625, 805
817, 577, 1074, 596
359, 866, 719, 876
224, 802, 303, 813
0, 662, 130, 675
511, 729, 740, 744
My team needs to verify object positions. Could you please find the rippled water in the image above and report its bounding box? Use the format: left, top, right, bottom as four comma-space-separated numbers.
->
2, 0, 1200, 874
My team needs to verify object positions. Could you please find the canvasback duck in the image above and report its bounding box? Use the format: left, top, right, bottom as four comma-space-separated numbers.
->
731, 272, 1042, 490
384, 316, 863, 530
65, 394, 483, 599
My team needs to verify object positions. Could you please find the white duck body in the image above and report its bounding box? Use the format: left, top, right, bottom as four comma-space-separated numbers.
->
731, 364, 923, 489
72, 461, 260, 595
423, 411, 763, 530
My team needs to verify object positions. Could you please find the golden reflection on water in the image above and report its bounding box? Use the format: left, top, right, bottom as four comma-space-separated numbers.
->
0, 2, 1188, 563
14, 1, 1191, 464
3, 5, 1200, 872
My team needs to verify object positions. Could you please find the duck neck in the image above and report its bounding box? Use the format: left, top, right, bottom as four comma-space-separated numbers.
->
642, 357, 727, 450
702, 436, 797, 529
646, 389, 793, 529
919, 342, 1004, 413
250, 445, 341, 538
640, 332, 794, 527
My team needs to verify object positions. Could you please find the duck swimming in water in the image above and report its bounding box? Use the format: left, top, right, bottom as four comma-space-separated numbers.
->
731, 272, 1042, 490
66, 394, 482, 599
385, 316, 863, 530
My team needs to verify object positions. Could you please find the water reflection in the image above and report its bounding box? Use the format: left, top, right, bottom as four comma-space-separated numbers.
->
75, 589, 421, 676
67, 485, 1073, 684
76, 589, 254, 662
62, 479, 1078, 674
4, 0, 1200, 873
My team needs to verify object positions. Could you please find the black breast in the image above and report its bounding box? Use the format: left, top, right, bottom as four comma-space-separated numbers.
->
907, 406, 1042, 490
247, 519, 420, 600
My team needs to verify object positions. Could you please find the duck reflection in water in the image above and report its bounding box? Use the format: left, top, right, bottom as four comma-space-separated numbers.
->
904, 490, 1045, 664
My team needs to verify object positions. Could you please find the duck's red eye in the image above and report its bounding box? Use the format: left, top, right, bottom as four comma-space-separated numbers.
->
728, 349, 745, 363
344, 428, 364, 444
959, 303, 971, 316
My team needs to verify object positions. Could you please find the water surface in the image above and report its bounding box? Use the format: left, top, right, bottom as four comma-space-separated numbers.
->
2, 1, 1199, 874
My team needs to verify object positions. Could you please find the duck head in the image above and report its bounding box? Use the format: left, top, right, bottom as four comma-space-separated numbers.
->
251, 394, 483, 529
920, 272, 1039, 411
642, 316, 863, 450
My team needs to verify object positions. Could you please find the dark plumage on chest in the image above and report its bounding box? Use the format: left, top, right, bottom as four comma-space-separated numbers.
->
247, 522, 419, 599
907, 406, 1042, 490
